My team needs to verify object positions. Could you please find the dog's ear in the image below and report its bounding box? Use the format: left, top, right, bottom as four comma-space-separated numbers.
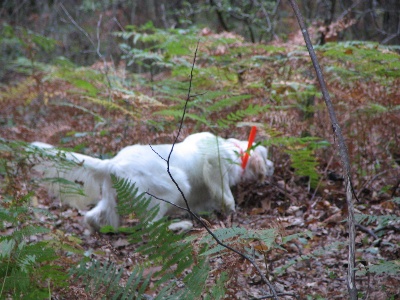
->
248, 152, 267, 181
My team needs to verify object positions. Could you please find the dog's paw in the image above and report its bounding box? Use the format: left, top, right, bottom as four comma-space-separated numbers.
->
168, 220, 193, 233
223, 200, 236, 213
84, 201, 119, 232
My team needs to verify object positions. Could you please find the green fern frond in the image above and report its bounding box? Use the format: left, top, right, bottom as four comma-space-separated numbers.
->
217, 104, 271, 128
367, 260, 400, 275
153, 109, 212, 127
262, 136, 324, 147
319, 42, 400, 82
0, 236, 66, 298
355, 213, 399, 227
71, 259, 152, 300
357, 102, 400, 116
286, 148, 320, 188
263, 136, 329, 189
357, 260, 400, 276
392, 197, 400, 205
172, 257, 210, 300
207, 94, 252, 112
0, 208, 18, 224
9, 226, 50, 242
83, 96, 139, 118
109, 176, 227, 297
112, 176, 194, 278
275, 241, 345, 276
200, 227, 284, 257
0, 239, 16, 258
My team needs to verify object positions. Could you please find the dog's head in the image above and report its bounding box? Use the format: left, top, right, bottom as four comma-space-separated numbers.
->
227, 138, 274, 182
243, 145, 274, 182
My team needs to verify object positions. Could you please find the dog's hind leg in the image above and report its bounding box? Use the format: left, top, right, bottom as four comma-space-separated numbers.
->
84, 177, 119, 231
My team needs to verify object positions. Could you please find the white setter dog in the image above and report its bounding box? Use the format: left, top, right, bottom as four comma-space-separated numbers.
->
32, 132, 274, 231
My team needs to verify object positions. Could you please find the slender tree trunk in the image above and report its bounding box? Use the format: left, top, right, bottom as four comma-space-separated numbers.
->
382, 0, 400, 44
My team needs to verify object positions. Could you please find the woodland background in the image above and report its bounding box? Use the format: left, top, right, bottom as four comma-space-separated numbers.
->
0, 0, 399, 299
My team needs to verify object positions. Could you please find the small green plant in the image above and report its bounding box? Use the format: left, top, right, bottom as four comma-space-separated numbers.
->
69, 176, 228, 298
0, 23, 57, 79
355, 198, 400, 278
318, 41, 400, 84
0, 141, 69, 298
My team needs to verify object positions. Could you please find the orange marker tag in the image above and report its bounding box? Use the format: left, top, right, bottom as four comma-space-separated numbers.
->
241, 126, 257, 169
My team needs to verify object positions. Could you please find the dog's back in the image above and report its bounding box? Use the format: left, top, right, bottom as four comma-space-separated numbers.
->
31, 142, 109, 210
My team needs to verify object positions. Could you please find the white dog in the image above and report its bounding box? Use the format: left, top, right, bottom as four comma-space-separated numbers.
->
31, 132, 274, 231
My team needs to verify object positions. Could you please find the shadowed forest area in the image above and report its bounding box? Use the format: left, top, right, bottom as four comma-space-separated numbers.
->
1, 1, 400, 299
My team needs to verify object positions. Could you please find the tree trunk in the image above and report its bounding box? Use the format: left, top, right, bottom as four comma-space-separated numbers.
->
382, 0, 400, 44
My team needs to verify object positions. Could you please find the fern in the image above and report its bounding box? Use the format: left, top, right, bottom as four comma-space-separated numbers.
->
274, 241, 345, 276
199, 226, 312, 260
81, 176, 227, 298
71, 259, 152, 300
112, 177, 194, 280
263, 136, 329, 189
319, 42, 400, 83
83, 96, 139, 118
115, 22, 199, 72
357, 260, 400, 276
357, 102, 400, 116
286, 147, 320, 188
355, 213, 399, 227
0, 77, 38, 104
0, 224, 68, 298
217, 104, 271, 128
0, 140, 77, 298
207, 94, 253, 112
0, 24, 57, 77
154, 109, 211, 127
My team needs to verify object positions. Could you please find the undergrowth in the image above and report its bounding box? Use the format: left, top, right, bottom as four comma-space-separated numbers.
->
0, 141, 71, 298
1, 21, 400, 298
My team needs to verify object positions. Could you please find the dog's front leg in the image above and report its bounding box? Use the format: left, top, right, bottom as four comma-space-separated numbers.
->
203, 157, 236, 213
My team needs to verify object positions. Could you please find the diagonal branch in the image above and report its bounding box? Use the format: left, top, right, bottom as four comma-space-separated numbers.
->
156, 41, 279, 299
287, 1, 357, 299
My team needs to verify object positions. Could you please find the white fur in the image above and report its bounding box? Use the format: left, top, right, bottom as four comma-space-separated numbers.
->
31, 132, 274, 232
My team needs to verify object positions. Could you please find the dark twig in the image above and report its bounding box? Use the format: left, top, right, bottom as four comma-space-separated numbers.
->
390, 178, 400, 198
355, 224, 379, 240
356, 170, 388, 199
310, 155, 334, 205
252, 291, 300, 299
152, 41, 279, 299
146, 192, 190, 213
147, 191, 279, 298
288, 1, 358, 299
265, 179, 297, 203
165, 41, 199, 218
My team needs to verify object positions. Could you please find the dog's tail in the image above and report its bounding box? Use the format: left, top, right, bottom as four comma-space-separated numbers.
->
30, 142, 111, 211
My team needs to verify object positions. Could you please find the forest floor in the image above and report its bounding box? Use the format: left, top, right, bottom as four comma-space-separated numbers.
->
1, 29, 400, 299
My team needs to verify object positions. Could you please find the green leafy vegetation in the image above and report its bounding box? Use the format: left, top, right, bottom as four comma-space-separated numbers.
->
0, 142, 70, 298
319, 42, 400, 84
1, 13, 400, 299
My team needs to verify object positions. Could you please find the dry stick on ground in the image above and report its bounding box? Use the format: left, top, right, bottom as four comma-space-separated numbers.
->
150, 41, 281, 300
288, 1, 358, 299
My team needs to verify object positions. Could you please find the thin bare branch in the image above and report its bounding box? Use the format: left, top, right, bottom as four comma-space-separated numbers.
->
155, 41, 279, 299
59, 4, 112, 100
287, 1, 357, 299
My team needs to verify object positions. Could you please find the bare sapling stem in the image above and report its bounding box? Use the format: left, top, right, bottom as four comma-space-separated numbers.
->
287, 1, 357, 299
